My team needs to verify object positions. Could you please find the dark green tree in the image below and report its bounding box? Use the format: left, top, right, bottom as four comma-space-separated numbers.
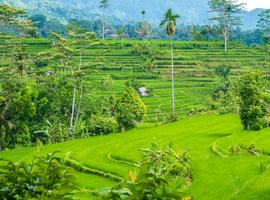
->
238, 73, 269, 130
257, 9, 270, 39
0, 77, 43, 149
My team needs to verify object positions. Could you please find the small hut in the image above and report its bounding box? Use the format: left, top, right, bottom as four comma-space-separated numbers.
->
138, 87, 150, 97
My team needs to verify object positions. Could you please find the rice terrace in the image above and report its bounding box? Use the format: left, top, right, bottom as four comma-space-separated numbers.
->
1, 0, 270, 199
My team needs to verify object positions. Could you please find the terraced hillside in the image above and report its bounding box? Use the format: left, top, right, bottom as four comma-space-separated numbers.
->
1, 39, 269, 119
2, 114, 270, 199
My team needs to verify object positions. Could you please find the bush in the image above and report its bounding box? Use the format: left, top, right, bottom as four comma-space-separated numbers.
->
0, 152, 76, 199
115, 87, 146, 131
99, 143, 192, 200
115, 104, 137, 131
87, 115, 118, 136
215, 65, 231, 81
210, 65, 238, 114
125, 77, 143, 90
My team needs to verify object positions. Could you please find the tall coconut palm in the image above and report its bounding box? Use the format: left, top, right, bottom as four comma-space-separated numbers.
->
141, 10, 148, 39
100, 0, 109, 40
160, 9, 180, 117
141, 10, 146, 21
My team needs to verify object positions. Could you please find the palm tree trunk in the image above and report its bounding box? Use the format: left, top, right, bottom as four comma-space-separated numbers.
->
224, 21, 228, 52
224, 30, 228, 52
170, 39, 175, 116
102, 8, 105, 40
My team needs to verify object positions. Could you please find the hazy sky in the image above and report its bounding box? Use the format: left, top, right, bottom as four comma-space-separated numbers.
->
239, 0, 270, 11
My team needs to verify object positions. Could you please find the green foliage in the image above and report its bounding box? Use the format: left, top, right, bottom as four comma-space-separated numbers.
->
100, 143, 192, 199
67, 23, 96, 40
115, 87, 146, 130
125, 77, 143, 89
116, 28, 125, 40
87, 115, 118, 136
131, 43, 152, 56
0, 69, 78, 149
209, 87, 239, 114
238, 72, 269, 130
209, 65, 238, 114
3, 37, 33, 76
0, 152, 76, 199
49, 32, 74, 69
115, 105, 137, 131
0, 4, 25, 26
257, 9, 270, 38
37, 74, 74, 123
160, 9, 180, 37
0, 4, 36, 37
0, 77, 43, 149
208, 0, 244, 27
208, 0, 245, 51
215, 65, 231, 81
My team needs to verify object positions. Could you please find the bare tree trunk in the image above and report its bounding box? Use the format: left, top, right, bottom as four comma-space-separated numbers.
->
70, 85, 76, 130
75, 85, 83, 127
70, 56, 78, 130
170, 39, 175, 117
74, 53, 83, 128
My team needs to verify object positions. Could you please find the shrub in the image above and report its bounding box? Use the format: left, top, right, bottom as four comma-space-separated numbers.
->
215, 65, 231, 81
125, 77, 143, 90
99, 143, 192, 200
210, 65, 238, 114
115, 104, 137, 131
131, 43, 151, 56
87, 115, 118, 136
0, 152, 76, 199
115, 87, 146, 131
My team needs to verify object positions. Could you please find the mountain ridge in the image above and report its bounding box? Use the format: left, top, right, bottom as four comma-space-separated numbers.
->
0, 0, 264, 29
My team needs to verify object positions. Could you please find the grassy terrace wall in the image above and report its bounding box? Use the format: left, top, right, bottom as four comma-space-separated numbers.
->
1, 38, 269, 119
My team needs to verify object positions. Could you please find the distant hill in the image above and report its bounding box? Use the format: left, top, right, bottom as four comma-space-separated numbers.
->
0, 0, 264, 29
242, 8, 264, 30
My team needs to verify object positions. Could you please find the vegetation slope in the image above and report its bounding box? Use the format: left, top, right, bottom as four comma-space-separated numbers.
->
2, 114, 270, 199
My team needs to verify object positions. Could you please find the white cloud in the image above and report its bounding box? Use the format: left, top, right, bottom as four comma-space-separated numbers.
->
238, 0, 270, 11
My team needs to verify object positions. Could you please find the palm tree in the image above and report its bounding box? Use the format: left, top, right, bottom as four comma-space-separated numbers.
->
141, 10, 146, 21
100, 0, 109, 40
141, 10, 148, 39
160, 9, 180, 117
